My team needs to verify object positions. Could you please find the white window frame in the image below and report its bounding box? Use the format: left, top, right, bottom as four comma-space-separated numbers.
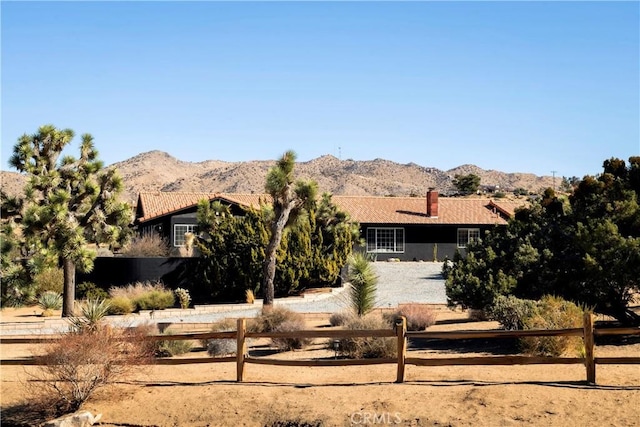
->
174, 224, 198, 247
366, 227, 405, 253
457, 228, 480, 248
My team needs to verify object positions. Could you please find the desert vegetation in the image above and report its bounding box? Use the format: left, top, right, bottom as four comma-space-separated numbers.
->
21, 303, 154, 419
107, 281, 175, 313
192, 191, 358, 303
1, 125, 132, 316
444, 156, 640, 325
120, 233, 171, 257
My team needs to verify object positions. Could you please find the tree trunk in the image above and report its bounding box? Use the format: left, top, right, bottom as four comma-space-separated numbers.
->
262, 203, 294, 307
62, 257, 76, 317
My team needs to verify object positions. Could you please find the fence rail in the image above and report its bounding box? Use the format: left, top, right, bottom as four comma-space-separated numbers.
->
2, 314, 639, 384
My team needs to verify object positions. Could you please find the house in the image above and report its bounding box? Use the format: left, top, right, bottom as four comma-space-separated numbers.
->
134, 190, 527, 261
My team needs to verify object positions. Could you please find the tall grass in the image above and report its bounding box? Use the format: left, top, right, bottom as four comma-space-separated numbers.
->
108, 281, 175, 311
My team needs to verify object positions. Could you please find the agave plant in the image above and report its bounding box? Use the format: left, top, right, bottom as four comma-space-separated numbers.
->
38, 291, 63, 311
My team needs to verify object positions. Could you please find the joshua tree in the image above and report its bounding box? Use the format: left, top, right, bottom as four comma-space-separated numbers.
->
262, 150, 317, 307
7, 125, 131, 316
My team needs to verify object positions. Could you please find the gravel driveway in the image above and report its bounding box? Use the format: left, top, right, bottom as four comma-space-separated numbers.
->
1, 262, 447, 334
147, 261, 447, 323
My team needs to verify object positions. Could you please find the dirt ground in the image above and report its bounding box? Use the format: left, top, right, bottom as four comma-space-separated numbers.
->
1, 306, 639, 427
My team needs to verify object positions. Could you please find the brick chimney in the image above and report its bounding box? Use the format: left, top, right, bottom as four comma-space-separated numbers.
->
427, 189, 439, 218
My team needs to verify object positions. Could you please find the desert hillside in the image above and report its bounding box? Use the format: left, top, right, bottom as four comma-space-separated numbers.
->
1, 151, 555, 204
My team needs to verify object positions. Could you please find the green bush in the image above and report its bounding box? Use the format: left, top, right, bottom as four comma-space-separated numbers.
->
520, 295, 585, 357
133, 289, 175, 310
337, 315, 396, 359
76, 281, 109, 300
107, 296, 135, 315
489, 295, 585, 356
488, 295, 539, 330
109, 281, 174, 311
33, 268, 63, 295
384, 304, 437, 331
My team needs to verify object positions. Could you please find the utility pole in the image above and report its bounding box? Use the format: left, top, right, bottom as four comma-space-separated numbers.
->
551, 170, 557, 191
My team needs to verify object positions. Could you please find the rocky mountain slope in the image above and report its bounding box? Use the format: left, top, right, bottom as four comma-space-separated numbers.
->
2, 151, 555, 204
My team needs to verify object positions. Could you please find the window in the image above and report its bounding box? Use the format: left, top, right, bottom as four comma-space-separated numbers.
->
174, 224, 198, 247
366, 228, 405, 253
457, 228, 480, 248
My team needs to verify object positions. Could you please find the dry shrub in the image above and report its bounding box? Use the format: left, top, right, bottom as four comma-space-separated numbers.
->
265, 418, 325, 427
385, 304, 437, 331
252, 307, 310, 351
251, 306, 301, 333
121, 233, 170, 257
109, 281, 165, 300
329, 311, 353, 327
467, 308, 490, 321
155, 329, 193, 357
28, 324, 154, 415
520, 295, 585, 357
271, 319, 311, 351
33, 267, 64, 295
205, 318, 237, 357
338, 315, 396, 359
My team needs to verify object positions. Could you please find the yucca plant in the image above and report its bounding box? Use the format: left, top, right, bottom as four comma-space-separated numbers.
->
347, 252, 378, 316
174, 287, 191, 309
38, 291, 63, 311
245, 289, 255, 304
68, 298, 111, 332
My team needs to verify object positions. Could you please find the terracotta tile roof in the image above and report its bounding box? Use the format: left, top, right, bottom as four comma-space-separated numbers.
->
136, 192, 267, 223
331, 196, 513, 225
136, 192, 528, 226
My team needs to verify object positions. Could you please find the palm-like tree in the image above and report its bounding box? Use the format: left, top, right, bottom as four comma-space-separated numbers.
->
262, 150, 317, 306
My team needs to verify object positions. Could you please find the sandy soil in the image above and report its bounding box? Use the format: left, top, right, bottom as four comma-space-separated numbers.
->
1, 306, 639, 427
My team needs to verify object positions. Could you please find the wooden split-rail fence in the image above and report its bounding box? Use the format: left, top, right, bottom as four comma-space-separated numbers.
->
2, 313, 639, 385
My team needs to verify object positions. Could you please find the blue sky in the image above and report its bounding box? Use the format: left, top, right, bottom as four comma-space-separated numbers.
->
1, 1, 638, 179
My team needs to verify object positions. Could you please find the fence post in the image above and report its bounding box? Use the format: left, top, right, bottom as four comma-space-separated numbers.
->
395, 316, 407, 383
583, 312, 595, 384
237, 318, 246, 382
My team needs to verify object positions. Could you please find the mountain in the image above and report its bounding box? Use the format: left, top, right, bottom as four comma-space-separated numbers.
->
1, 151, 555, 204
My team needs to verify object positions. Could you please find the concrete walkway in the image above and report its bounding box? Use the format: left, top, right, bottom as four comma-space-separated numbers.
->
0, 262, 446, 335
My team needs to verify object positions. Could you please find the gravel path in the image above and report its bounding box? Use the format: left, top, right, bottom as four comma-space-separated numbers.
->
146, 261, 446, 324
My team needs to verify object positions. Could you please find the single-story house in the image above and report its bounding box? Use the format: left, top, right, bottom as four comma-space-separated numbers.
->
134, 190, 526, 261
